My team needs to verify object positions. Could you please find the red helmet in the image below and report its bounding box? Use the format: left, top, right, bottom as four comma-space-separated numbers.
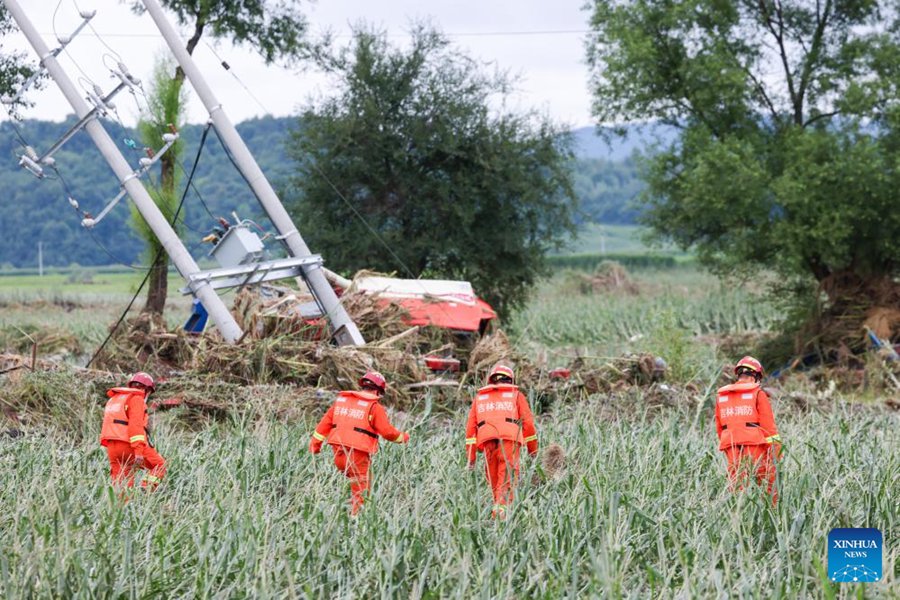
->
359, 370, 387, 393
128, 371, 155, 393
488, 363, 515, 384
734, 356, 763, 377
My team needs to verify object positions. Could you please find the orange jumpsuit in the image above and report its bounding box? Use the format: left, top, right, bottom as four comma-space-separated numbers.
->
465, 384, 538, 517
99, 387, 166, 490
714, 380, 781, 504
309, 391, 408, 514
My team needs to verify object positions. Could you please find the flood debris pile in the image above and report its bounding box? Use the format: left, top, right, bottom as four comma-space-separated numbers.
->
84, 291, 687, 415
465, 330, 528, 383
7, 266, 896, 430
791, 273, 900, 366
568, 261, 640, 296
566, 353, 668, 395
231, 283, 416, 343
0, 367, 328, 437
0, 325, 81, 359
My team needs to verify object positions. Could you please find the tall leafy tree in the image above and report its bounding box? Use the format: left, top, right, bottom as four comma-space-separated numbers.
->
587, 0, 900, 352
129, 0, 311, 315
134, 59, 185, 317
285, 26, 577, 317
0, 6, 39, 113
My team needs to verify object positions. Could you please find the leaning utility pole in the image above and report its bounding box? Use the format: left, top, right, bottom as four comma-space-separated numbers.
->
4, 0, 243, 342
140, 0, 365, 347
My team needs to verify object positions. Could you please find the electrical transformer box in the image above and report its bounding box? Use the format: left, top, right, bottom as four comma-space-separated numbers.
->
210, 225, 265, 268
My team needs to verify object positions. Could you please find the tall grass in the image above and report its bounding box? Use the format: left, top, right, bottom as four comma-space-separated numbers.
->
0, 267, 895, 597
0, 290, 193, 355
0, 397, 896, 597
510, 270, 780, 350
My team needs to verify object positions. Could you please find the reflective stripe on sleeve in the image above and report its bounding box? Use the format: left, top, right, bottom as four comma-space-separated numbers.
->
465, 437, 476, 445
393, 434, 406, 443
129, 435, 146, 443
524, 435, 537, 442
766, 435, 781, 444
312, 432, 326, 442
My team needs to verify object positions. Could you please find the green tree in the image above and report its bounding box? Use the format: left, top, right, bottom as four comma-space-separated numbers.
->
0, 6, 39, 112
129, 0, 311, 315
586, 0, 900, 352
285, 26, 577, 317
134, 59, 185, 316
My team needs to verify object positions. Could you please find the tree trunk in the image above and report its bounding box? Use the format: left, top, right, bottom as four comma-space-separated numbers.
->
143, 251, 169, 315
143, 145, 177, 317
142, 79, 183, 317
140, 15, 204, 318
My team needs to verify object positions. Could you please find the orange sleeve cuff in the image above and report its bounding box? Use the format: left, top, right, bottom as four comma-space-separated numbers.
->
371, 404, 403, 440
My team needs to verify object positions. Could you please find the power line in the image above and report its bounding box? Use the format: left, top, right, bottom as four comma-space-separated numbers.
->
199, 52, 423, 278
207, 98, 421, 282
1, 75, 156, 271
51, 10, 98, 89
49, 165, 152, 270
72, 0, 123, 61
203, 41, 269, 115
128, 85, 219, 223
201, 50, 478, 333
85, 123, 213, 368
37, 28, 592, 39
59, 19, 220, 236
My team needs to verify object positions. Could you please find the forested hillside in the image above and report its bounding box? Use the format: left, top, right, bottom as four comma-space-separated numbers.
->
0, 117, 644, 268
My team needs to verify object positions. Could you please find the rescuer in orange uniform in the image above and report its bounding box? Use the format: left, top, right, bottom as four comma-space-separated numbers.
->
714, 356, 782, 504
99, 372, 166, 491
465, 363, 538, 519
309, 371, 410, 515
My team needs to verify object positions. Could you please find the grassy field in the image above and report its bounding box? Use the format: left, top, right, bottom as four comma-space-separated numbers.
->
0, 271, 199, 353
509, 270, 777, 347
0, 268, 897, 597
0, 381, 896, 598
0, 271, 145, 298
558, 223, 683, 256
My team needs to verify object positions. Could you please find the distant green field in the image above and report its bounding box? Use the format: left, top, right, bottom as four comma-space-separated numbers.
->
0, 272, 143, 298
0, 272, 193, 348
560, 223, 683, 256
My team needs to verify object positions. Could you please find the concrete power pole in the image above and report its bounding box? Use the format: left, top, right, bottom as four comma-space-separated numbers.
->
139, 0, 365, 347
4, 0, 243, 342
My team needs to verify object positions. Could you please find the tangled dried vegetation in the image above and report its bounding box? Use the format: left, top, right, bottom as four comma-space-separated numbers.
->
559, 261, 641, 297
3, 266, 898, 429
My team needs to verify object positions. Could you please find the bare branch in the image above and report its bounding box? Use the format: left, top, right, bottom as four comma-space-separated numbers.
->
758, 0, 800, 123
709, 23, 782, 126
175, 11, 207, 84
802, 109, 840, 128
745, 65, 781, 125
796, 0, 833, 123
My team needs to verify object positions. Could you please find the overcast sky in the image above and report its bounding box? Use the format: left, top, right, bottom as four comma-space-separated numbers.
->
2, 0, 597, 128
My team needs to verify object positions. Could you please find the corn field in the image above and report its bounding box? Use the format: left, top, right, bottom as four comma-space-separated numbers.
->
510, 271, 780, 348
0, 396, 896, 598
0, 269, 897, 597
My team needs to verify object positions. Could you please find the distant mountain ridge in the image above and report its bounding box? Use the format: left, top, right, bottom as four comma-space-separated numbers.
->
0, 116, 661, 268
571, 123, 679, 161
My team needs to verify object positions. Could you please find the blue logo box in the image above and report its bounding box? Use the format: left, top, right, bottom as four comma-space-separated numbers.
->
828, 528, 883, 583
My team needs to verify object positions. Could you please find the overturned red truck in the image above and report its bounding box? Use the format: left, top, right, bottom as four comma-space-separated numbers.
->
349, 276, 497, 335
